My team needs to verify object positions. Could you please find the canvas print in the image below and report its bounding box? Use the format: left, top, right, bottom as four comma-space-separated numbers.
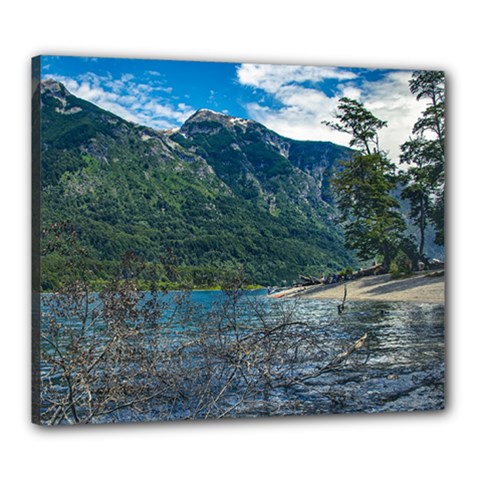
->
32, 56, 445, 425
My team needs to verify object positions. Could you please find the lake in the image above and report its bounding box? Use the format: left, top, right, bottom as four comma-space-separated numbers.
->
40, 289, 445, 423
279, 296, 444, 414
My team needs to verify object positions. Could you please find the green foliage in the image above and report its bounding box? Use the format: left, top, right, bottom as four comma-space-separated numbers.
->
404, 71, 445, 247
399, 138, 436, 258
323, 97, 387, 155
388, 260, 401, 279
325, 98, 405, 268
389, 254, 413, 279
39, 81, 358, 290
410, 71, 446, 144
338, 266, 353, 277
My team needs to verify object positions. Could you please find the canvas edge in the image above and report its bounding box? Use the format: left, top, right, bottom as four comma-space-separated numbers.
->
32, 55, 42, 425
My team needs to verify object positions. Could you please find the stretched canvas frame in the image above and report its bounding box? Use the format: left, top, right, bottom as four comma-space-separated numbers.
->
32, 55, 445, 425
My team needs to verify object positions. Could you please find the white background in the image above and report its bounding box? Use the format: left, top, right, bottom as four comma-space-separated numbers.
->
0, 1, 477, 478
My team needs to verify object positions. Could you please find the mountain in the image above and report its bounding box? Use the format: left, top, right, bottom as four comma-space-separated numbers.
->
173, 108, 349, 207
38, 79, 356, 290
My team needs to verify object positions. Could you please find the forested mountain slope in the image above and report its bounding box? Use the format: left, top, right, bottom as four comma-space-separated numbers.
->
39, 79, 356, 289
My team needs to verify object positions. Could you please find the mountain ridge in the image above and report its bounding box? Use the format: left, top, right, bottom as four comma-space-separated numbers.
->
39, 79, 357, 289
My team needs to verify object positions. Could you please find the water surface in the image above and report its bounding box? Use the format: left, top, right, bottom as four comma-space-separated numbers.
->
40, 290, 445, 422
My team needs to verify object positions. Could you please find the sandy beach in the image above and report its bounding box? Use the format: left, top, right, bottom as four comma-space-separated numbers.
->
270, 272, 445, 304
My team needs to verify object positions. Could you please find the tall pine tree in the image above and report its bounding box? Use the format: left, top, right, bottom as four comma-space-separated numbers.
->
399, 138, 436, 259
404, 71, 445, 246
324, 98, 405, 269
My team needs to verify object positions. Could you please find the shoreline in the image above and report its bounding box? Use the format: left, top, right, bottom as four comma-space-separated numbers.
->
269, 272, 444, 305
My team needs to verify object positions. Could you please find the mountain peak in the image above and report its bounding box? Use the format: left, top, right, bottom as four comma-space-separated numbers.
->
181, 108, 253, 135
197, 108, 226, 116
186, 108, 232, 123
41, 78, 69, 96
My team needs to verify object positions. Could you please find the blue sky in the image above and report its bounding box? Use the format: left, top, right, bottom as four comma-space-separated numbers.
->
41, 55, 428, 161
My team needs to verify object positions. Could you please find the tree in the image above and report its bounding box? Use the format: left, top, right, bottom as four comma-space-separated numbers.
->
410, 71, 445, 154
38, 224, 369, 424
324, 98, 405, 269
406, 71, 445, 246
399, 138, 436, 259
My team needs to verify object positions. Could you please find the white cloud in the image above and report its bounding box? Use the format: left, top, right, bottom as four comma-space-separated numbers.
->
360, 71, 428, 161
340, 84, 362, 100
237, 64, 357, 93
144, 101, 195, 123
46, 72, 195, 130
237, 63, 355, 148
245, 101, 352, 147
121, 73, 134, 82
237, 63, 428, 163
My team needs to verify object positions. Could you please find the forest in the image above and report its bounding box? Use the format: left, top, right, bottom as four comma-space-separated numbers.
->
38, 71, 444, 290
